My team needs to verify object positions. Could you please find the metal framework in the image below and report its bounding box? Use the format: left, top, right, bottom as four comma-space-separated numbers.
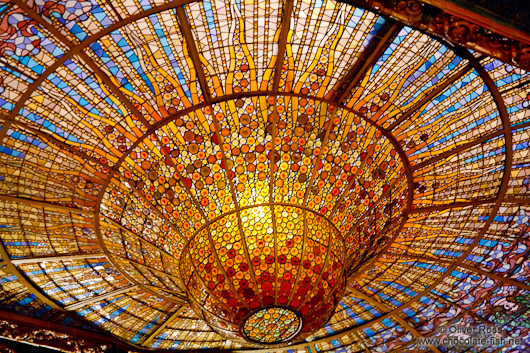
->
349, 287, 442, 353
11, 253, 105, 265
387, 63, 474, 131
0, 0, 528, 352
64, 286, 137, 311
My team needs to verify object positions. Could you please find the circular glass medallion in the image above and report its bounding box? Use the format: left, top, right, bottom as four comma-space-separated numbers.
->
242, 307, 302, 344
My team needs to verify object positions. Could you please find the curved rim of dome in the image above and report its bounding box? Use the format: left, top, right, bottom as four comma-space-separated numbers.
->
92, 90, 415, 305
6, 3, 500, 308
238, 304, 304, 345
0, 1, 516, 350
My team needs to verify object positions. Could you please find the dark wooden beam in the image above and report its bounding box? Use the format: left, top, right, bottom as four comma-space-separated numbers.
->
11, 253, 104, 265
64, 286, 136, 311
0, 195, 93, 215
326, 21, 403, 101
176, 6, 212, 102
409, 198, 496, 214
388, 64, 473, 131
142, 306, 186, 347
303, 21, 403, 205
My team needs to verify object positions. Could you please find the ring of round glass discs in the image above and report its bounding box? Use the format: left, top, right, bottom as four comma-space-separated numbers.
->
241, 306, 303, 344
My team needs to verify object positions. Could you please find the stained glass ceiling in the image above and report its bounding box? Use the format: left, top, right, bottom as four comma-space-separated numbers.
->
0, 0, 530, 352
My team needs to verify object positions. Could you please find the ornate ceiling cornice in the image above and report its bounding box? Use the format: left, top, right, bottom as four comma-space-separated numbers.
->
338, 0, 530, 70
0, 310, 228, 353
0, 311, 128, 353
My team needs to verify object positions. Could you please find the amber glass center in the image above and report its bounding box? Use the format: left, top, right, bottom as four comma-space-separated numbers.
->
99, 95, 408, 343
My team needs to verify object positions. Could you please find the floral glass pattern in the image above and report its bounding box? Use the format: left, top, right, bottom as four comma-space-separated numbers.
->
242, 307, 302, 343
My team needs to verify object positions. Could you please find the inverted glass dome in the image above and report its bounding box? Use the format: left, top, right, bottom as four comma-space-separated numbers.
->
0, 0, 530, 352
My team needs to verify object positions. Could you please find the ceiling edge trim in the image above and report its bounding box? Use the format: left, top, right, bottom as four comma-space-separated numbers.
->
338, 0, 530, 71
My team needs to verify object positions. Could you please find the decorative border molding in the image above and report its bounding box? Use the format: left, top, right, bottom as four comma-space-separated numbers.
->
338, 0, 530, 70
0, 310, 229, 352
0, 320, 112, 353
